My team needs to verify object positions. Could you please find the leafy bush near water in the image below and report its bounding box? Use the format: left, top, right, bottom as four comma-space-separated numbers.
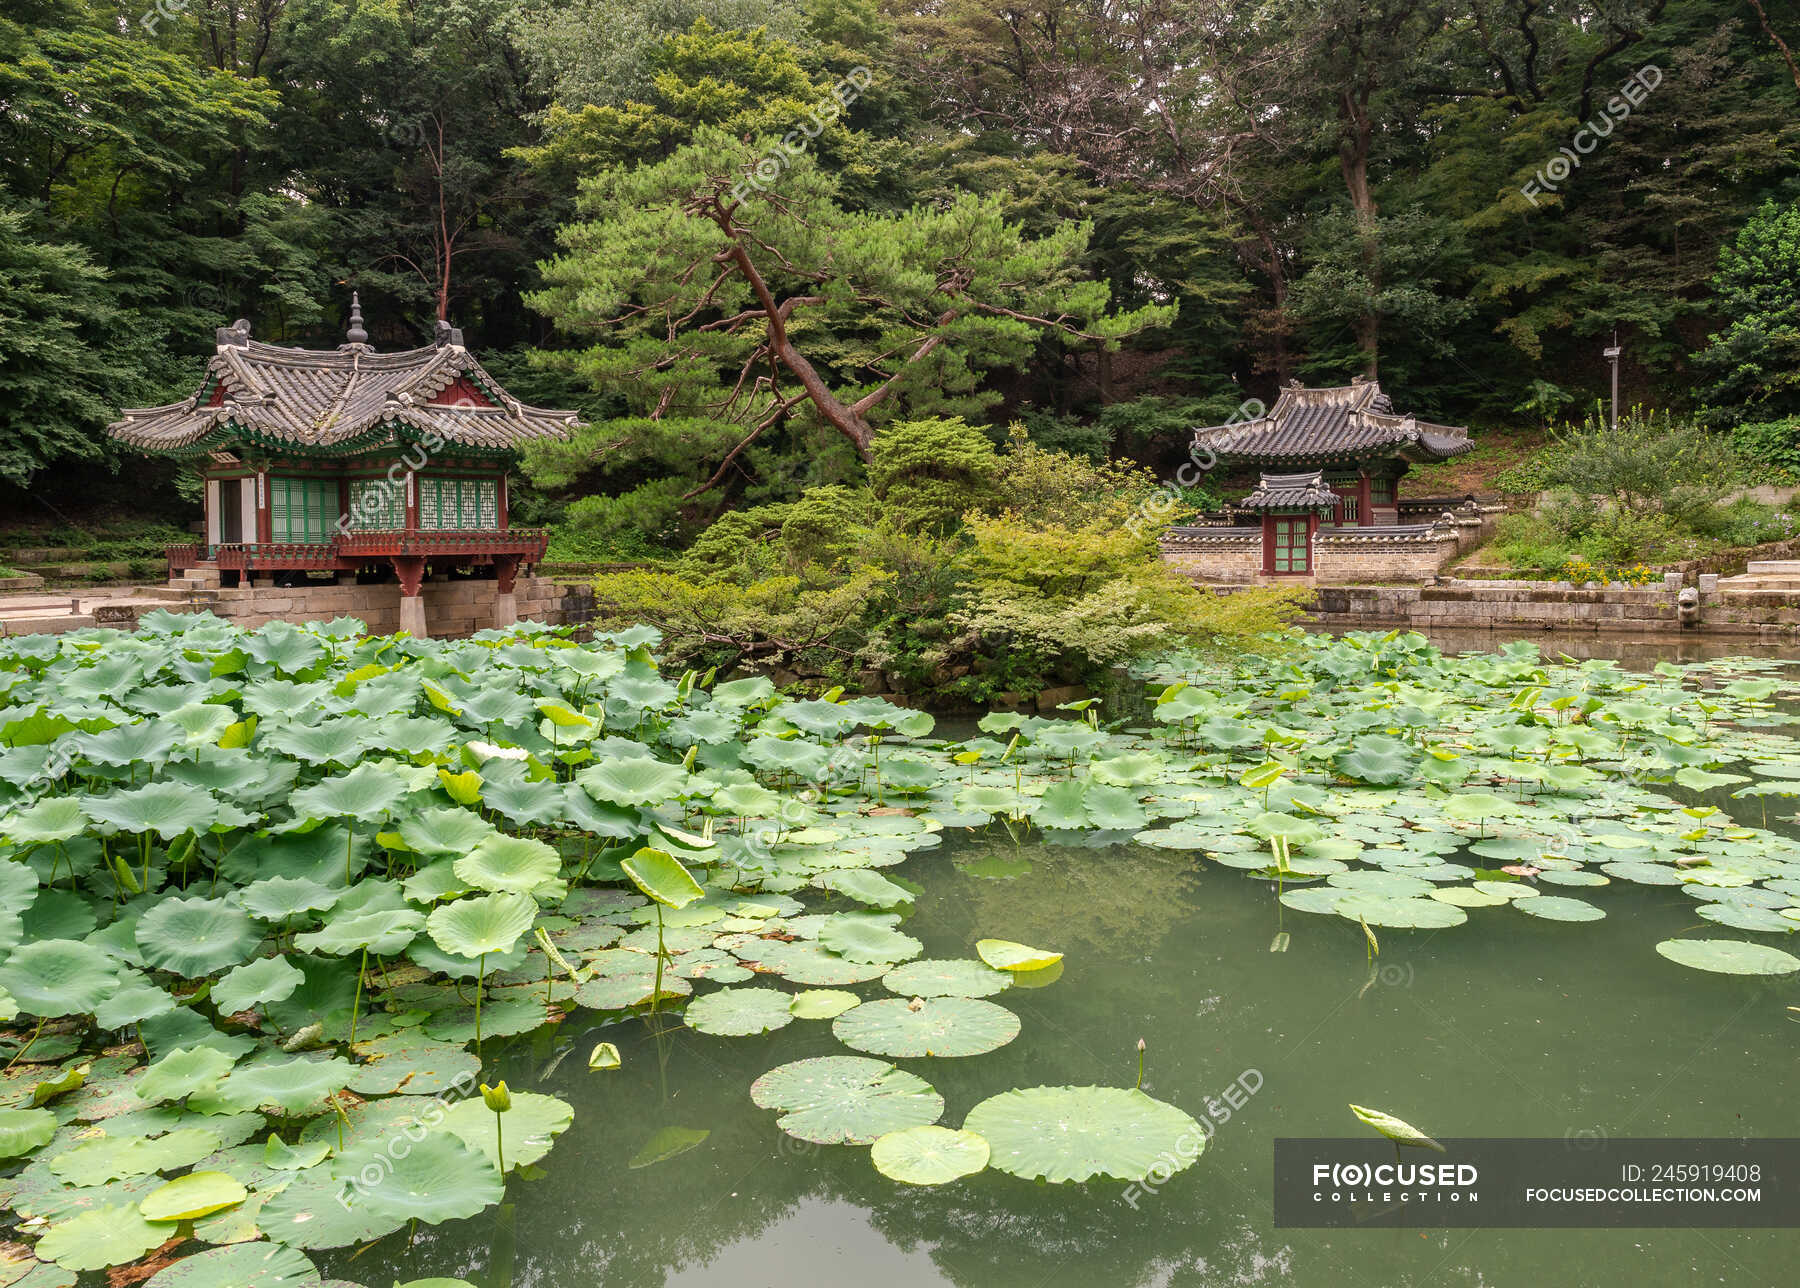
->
589, 419, 1310, 699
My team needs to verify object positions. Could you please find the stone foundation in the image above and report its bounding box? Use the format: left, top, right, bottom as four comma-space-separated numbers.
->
174, 575, 578, 638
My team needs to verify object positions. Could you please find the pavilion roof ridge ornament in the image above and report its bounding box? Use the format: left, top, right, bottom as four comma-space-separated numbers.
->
342, 291, 370, 349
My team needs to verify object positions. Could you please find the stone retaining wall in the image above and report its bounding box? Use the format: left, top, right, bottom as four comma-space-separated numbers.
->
1296, 580, 1800, 637
161, 576, 590, 638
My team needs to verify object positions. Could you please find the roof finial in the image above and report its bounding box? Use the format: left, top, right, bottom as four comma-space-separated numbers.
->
346, 292, 369, 346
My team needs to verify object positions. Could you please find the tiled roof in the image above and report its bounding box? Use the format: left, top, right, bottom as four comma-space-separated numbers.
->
1238, 470, 1338, 512
109, 317, 579, 458
1193, 380, 1470, 465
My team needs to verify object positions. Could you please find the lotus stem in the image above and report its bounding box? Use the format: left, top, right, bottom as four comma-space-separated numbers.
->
3, 1018, 45, 1073
475, 951, 486, 1052
650, 903, 666, 1017
348, 948, 366, 1052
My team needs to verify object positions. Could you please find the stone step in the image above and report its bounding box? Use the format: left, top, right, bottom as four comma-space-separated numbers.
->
0, 611, 96, 634
1742, 561, 1800, 576
1716, 576, 1800, 591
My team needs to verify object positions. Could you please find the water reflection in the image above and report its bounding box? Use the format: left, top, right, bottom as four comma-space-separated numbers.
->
325, 836, 1797, 1288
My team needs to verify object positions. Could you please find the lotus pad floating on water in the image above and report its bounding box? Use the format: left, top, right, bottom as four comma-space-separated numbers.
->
683, 987, 796, 1036
1516, 895, 1605, 922
142, 1241, 322, 1287
870, 1125, 990, 1185
974, 938, 1062, 971
963, 1085, 1203, 1183
1654, 939, 1800, 975
882, 958, 1012, 998
750, 1055, 943, 1144
833, 997, 1021, 1058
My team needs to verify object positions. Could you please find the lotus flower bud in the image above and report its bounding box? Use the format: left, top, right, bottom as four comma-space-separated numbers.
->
480, 1080, 512, 1113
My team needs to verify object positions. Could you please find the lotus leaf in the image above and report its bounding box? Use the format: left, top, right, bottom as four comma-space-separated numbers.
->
750, 1055, 943, 1144
142, 1243, 322, 1287
1655, 939, 1800, 975
212, 956, 304, 1015
439, 1089, 573, 1172
963, 1085, 1202, 1183
974, 938, 1062, 971
136, 897, 261, 978
818, 913, 922, 964
834, 996, 1020, 1058
684, 986, 796, 1036
140, 1171, 248, 1221
870, 1124, 990, 1185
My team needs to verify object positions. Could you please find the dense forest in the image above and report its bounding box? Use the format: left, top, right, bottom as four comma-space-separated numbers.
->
3, 0, 1799, 546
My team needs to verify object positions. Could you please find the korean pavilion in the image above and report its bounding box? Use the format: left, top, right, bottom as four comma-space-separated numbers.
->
108, 297, 578, 635
1190, 377, 1471, 576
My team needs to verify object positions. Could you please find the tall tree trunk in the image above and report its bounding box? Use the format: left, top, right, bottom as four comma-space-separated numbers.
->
1339, 87, 1380, 380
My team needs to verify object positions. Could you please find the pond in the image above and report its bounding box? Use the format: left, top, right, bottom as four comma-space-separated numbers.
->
329, 824, 1796, 1288
4, 618, 1798, 1288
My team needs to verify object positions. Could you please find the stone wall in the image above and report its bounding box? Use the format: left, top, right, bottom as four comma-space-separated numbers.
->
1298, 580, 1800, 638
177, 575, 580, 638
1159, 530, 1264, 583
1160, 520, 1475, 586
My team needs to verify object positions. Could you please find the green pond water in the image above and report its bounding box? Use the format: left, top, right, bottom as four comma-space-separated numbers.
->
325, 829, 1799, 1288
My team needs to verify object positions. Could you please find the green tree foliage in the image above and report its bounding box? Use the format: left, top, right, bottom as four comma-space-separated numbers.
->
0, 210, 133, 484
1696, 199, 1800, 425
523, 127, 1172, 536
4, 0, 1799, 501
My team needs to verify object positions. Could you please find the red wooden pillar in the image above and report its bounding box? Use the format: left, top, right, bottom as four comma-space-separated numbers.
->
1358, 469, 1373, 526
404, 470, 419, 531
498, 472, 509, 528
1260, 515, 1276, 576
255, 471, 270, 544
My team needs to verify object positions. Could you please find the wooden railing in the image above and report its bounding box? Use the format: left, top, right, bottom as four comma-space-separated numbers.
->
335, 529, 549, 558
186, 529, 549, 572
212, 542, 338, 571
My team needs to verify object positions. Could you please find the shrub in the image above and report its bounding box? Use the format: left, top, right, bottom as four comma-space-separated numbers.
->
991, 423, 1158, 528
1011, 407, 1112, 460
677, 505, 789, 580
1517, 407, 1741, 516
1537, 488, 1601, 539
866, 417, 999, 532
589, 566, 892, 675
780, 486, 873, 566
553, 478, 692, 560
951, 511, 1309, 682
1728, 417, 1800, 478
